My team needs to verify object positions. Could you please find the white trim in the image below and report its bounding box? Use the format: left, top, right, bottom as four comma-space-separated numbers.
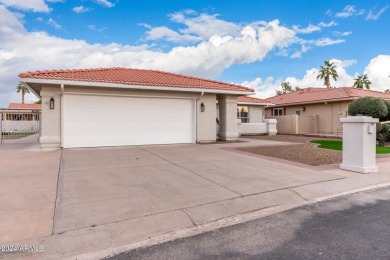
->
20, 78, 255, 95
238, 102, 274, 106
64, 91, 196, 100
273, 107, 284, 116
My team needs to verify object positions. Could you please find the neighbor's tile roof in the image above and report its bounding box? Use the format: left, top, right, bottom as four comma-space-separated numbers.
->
19, 68, 254, 93
238, 96, 273, 105
267, 87, 390, 106
8, 103, 41, 110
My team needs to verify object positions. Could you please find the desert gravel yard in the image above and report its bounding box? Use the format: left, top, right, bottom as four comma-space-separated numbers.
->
240, 135, 390, 166
238, 143, 342, 166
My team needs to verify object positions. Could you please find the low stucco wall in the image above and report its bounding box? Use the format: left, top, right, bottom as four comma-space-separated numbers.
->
268, 115, 299, 134
265, 101, 349, 135
238, 123, 267, 135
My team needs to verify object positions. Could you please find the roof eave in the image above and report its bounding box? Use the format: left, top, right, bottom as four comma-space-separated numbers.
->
19, 78, 255, 95
268, 98, 355, 107
238, 102, 274, 106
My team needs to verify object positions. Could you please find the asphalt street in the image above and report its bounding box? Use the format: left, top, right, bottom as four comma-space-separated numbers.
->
109, 187, 390, 260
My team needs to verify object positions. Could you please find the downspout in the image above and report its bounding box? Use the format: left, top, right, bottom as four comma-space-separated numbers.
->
195, 92, 204, 143
60, 84, 64, 148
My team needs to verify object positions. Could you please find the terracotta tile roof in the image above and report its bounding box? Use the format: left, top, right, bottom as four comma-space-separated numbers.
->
8, 103, 41, 110
267, 87, 390, 106
238, 96, 273, 105
19, 68, 254, 93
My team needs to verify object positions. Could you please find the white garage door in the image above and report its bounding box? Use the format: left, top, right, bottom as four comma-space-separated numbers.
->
63, 94, 195, 148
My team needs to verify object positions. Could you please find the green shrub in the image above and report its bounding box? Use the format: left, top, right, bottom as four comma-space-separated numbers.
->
380, 100, 390, 121
377, 123, 383, 133
381, 123, 390, 133
348, 97, 388, 119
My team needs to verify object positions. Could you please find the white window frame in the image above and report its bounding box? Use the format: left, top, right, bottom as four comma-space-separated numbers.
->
237, 105, 249, 123
273, 108, 284, 116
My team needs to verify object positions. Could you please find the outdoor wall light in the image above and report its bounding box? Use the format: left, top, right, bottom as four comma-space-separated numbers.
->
50, 97, 55, 110
200, 102, 205, 112
302, 106, 306, 111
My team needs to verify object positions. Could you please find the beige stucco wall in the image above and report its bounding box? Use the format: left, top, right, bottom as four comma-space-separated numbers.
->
248, 106, 264, 123
196, 93, 217, 142
268, 115, 298, 134
218, 95, 238, 140
266, 101, 350, 134
40, 85, 61, 149
39, 84, 220, 148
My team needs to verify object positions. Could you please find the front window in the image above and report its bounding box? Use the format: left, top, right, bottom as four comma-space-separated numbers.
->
237, 106, 249, 123
273, 108, 284, 116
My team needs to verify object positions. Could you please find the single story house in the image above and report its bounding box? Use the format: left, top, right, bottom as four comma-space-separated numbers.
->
237, 96, 276, 135
265, 87, 390, 135
19, 67, 257, 149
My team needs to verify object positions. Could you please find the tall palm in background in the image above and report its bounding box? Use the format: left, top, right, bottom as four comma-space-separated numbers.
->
16, 84, 30, 104
353, 74, 371, 89
317, 60, 338, 88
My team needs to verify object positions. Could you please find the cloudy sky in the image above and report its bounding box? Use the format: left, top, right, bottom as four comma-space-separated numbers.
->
0, 0, 389, 106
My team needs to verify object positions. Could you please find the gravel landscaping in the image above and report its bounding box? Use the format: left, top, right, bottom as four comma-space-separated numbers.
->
239, 135, 389, 166
238, 135, 341, 166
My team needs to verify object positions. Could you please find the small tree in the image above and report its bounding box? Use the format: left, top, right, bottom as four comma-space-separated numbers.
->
348, 97, 388, 119
276, 82, 301, 95
16, 84, 30, 104
353, 74, 371, 89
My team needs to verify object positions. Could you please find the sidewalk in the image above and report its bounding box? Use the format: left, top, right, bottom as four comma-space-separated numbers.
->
1, 141, 390, 260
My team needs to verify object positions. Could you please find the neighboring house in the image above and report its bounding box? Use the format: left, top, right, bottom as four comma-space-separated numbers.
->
19, 67, 255, 149
0, 103, 41, 132
237, 96, 276, 135
265, 87, 390, 135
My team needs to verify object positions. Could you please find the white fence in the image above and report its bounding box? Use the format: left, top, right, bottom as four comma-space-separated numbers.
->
0, 112, 40, 144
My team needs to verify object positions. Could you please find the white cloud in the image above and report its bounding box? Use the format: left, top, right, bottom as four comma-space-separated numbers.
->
334, 31, 352, 36
292, 21, 337, 34
94, 0, 114, 8
312, 37, 345, 46
0, 0, 50, 12
73, 6, 92, 13
169, 11, 242, 39
143, 11, 242, 43
366, 5, 389, 20
144, 26, 201, 43
318, 21, 337, 27
47, 18, 61, 29
290, 45, 310, 59
335, 5, 364, 18
87, 25, 107, 33
364, 55, 390, 91
292, 24, 321, 34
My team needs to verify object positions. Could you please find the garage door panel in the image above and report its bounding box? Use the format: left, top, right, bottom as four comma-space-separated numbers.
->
63, 95, 195, 148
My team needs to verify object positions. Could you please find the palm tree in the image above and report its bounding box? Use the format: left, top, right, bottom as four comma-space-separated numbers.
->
353, 74, 371, 89
317, 60, 338, 88
16, 84, 30, 104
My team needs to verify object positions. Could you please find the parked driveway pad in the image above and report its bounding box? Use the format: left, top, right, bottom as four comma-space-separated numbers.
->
54, 142, 341, 234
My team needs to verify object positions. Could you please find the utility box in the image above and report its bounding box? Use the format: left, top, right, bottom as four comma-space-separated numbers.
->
340, 116, 379, 173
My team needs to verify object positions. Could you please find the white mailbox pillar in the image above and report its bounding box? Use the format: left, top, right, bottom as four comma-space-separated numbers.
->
340, 116, 379, 173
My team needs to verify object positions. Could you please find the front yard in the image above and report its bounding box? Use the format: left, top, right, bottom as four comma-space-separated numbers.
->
240, 135, 390, 166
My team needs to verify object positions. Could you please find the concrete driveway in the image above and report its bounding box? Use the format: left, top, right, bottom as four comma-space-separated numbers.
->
0, 143, 60, 244
53, 140, 342, 234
